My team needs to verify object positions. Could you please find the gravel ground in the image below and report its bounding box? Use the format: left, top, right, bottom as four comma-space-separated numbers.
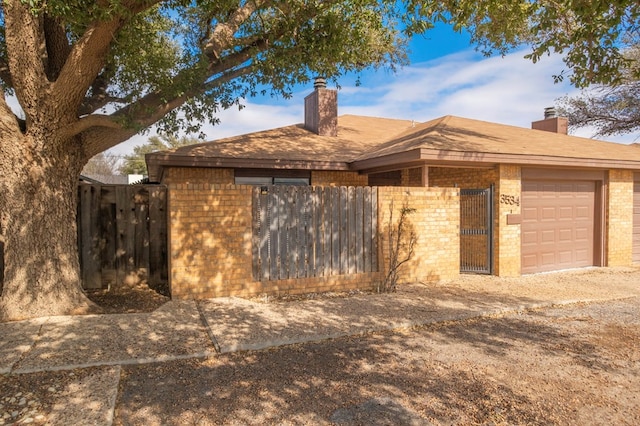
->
114, 297, 640, 425
1, 267, 639, 425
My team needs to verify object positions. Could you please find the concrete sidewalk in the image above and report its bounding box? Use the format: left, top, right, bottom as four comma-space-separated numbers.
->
2, 267, 639, 375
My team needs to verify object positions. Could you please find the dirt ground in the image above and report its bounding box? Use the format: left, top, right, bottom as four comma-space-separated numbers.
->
86, 283, 170, 314
111, 297, 640, 425
2, 270, 640, 425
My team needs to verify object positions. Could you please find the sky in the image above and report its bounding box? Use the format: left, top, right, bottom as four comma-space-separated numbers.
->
107, 24, 637, 157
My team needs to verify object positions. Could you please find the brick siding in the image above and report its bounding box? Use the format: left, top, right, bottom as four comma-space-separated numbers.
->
428, 167, 498, 189
166, 167, 460, 299
607, 170, 634, 266
377, 187, 460, 285
311, 170, 368, 186
495, 165, 521, 276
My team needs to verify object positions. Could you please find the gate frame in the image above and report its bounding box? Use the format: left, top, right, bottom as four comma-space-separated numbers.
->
460, 185, 494, 274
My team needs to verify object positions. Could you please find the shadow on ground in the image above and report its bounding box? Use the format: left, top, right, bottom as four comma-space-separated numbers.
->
115, 298, 640, 425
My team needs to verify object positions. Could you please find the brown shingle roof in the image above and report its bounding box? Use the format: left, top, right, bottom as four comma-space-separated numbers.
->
357, 115, 640, 161
161, 115, 413, 162
351, 115, 640, 172
146, 115, 413, 180
147, 114, 640, 181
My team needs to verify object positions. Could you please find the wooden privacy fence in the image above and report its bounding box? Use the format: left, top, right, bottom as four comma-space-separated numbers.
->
77, 184, 168, 294
252, 185, 379, 281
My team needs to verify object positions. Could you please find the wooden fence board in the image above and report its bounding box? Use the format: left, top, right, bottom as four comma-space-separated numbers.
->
355, 187, 364, 273
268, 189, 278, 280
331, 187, 340, 275
371, 187, 378, 273
298, 187, 310, 278
363, 187, 372, 273
348, 186, 356, 274
77, 184, 168, 293
322, 188, 331, 277
148, 186, 167, 293
313, 187, 322, 277
339, 187, 348, 275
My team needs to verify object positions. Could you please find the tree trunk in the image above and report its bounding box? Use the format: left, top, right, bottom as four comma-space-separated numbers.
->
0, 131, 95, 321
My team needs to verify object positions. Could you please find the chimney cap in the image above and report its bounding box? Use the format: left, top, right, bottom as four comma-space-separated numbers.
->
544, 106, 557, 119
313, 77, 327, 89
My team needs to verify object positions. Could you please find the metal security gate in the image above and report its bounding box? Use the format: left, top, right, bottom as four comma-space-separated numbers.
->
460, 187, 494, 274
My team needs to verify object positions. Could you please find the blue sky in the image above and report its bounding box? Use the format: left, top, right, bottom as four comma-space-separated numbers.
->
109, 24, 637, 156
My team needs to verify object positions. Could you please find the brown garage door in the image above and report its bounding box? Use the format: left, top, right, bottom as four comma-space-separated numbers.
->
633, 181, 640, 263
521, 181, 596, 274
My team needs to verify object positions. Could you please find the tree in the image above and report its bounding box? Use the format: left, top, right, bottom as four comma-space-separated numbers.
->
417, 1, 640, 88
0, 0, 637, 320
0, 0, 412, 320
82, 152, 119, 176
120, 135, 199, 175
556, 42, 640, 137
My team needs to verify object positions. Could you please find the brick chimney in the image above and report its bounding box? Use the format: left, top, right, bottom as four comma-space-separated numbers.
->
304, 77, 337, 136
531, 107, 568, 134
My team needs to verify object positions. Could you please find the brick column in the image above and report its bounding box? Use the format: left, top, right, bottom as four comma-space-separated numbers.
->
607, 170, 634, 266
494, 164, 521, 277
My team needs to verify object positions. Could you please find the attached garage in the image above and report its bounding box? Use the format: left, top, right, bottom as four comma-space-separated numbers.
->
521, 175, 602, 274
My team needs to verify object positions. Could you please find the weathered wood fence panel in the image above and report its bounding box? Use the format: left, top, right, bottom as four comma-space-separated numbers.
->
252, 186, 378, 281
77, 184, 168, 293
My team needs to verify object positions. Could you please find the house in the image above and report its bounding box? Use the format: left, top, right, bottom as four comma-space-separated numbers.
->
147, 80, 640, 299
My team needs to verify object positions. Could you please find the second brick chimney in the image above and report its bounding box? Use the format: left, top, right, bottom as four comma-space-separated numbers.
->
304, 77, 337, 137
531, 107, 568, 134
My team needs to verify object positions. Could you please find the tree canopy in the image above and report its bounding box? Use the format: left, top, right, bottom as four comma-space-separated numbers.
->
1, 0, 638, 320
557, 41, 640, 137
120, 135, 199, 175
1, 0, 637, 146
425, 0, 640, 88
82, 152, 120, 176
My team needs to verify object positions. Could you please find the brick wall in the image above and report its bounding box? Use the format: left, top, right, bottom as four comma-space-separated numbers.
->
167, 182, 254, 298
429, 167, 498, 188
378, 187, 460, 285
607, 169, 634, 266
164, 167, 234, 185
399, 167, 426, 186
166, 167, 460, 298
495, 165, 521, 276
311, 170, 368, 186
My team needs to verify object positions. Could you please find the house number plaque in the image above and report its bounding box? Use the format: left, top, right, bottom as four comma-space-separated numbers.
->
500, 194, 520, 206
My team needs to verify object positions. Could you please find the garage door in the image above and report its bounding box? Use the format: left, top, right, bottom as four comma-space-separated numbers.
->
521, 181, 596, 274
633, 181, 640, 263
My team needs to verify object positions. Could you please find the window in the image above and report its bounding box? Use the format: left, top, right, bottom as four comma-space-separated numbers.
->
234, 170, 310, 186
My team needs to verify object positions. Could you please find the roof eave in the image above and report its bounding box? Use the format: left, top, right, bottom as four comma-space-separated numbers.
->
146, 154, 352, 182
351, 148, 640, 173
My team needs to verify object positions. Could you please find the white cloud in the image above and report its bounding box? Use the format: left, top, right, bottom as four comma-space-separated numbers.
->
108, 100, 303, 156
108, 48, 637, 156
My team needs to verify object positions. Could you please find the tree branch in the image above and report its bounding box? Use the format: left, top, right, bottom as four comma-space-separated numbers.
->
43, 15, 72, 81
203, 0, 266, 60
3, 1, 49, 121
78, 67, 125, 115
51, 19, 123, 112
59, 114, 122, 140
52, 1, 164, 115
0, 59, 14, 89
0, 95, 23, 139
